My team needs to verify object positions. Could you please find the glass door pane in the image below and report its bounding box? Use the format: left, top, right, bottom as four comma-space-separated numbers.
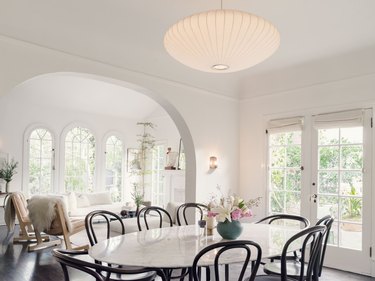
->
317, 127, 363, 250
268, 131, 302, 216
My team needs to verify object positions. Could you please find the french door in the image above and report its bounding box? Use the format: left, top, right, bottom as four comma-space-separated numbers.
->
310, 109, 372, 275
267, 109, 372, 275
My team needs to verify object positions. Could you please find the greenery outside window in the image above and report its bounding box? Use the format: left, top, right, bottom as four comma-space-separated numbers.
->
28, 128, 54, 195
64, 127, 95, 193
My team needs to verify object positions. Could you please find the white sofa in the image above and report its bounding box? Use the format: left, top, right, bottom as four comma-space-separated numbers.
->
63, 191, 124, 218
111, 201, 182, 234
59, 191, 183, 236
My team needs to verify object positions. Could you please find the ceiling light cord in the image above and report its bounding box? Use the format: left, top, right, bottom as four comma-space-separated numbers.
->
220, 0, 223, 10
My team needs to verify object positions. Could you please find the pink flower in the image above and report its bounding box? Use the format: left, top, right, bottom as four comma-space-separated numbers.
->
231, 208, 243, 221
207, 211, 218, 218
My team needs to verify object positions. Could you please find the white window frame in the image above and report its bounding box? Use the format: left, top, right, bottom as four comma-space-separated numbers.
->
60, 122, 98, 194
103, 132, 125, 202
23, 124, 56, 197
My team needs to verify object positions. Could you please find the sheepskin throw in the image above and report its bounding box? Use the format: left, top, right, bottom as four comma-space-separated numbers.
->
27, 196, 72, 233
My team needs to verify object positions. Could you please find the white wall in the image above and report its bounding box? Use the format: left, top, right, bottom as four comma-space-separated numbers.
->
0, 35, 240, 203
240, 72, 375, 218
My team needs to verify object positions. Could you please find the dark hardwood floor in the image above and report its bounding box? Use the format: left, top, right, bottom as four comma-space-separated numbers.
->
0, 225, 374, 281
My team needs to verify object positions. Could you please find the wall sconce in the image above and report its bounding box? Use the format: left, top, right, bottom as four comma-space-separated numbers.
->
209, 156, 218, 169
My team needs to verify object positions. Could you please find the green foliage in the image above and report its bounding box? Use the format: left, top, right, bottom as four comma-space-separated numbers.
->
342, 186, 362, 220
0, 159, 18, 183
131, 183, 144, 207
130, 122, 156, 196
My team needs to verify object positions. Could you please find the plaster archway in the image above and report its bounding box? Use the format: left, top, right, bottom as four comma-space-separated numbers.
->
5, 72, 197, 202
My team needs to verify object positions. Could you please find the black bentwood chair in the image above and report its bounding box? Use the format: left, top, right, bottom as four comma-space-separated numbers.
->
85, 210, 125, 246
258, 225, 326, 281
192, 240, 262, 281
137, 206, 187, 280
137, 206, 173, 231
256, 214, 310, 263
315, 215, 334, 277
176, 203, 210, 281
53, 248, 165, 281
176, 203, 208, 226
256, 214, 310, 229
85, 210, 156, 281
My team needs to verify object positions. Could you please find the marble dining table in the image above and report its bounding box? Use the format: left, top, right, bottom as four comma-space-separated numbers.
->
88, 223, 303, 269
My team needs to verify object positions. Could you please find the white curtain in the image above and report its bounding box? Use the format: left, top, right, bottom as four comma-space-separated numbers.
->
267, 116, 304, 133
313, 109, 364, 129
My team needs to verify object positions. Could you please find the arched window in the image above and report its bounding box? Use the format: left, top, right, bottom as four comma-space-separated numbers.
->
64, 127, 95, 192
28, 128, 54, 195
105, 136, 123, 202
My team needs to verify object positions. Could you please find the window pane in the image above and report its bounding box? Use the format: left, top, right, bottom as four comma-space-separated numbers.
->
341, 145, 362, 170
270, 147, 285, 167
318, 171, 338, 194
286, 146, 301, 167
318, 128, 339, 145
105, 136, 123, 202
340, 127, 363, 144
64, 127, 95, 193
268, 130, 301, 216
317, 126, 364, 251
28, 128, 53, 195
341, 171, 362, 196
286, 169, 301, 191
319, 146, 339, 169
270, 169, 284, 190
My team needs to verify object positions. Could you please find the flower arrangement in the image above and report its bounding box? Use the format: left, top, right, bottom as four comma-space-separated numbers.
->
210, 195, 260, 223
206, 186, 261, 223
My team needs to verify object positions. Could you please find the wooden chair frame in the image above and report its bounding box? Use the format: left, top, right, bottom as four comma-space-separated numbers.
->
29, 201, 87, 252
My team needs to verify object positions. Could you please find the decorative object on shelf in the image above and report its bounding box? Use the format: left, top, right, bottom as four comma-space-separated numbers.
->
0, 158, 18, 193
207, 187, 261, 239
209, 156, 218, 169
165, 147, 178, 170
164, 0, 280, 73
177, 138, 185, 170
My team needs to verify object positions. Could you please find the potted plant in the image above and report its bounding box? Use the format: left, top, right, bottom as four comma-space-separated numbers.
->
131, 183, 144, 215
0, 159, 18, 193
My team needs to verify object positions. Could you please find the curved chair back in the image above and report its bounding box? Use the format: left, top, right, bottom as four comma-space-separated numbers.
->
316, 215, 334, 277
53, 248, 166, 281
192, 240, 262, 281
85, 210, 125, 246
137, 206, 173, 231
280, 225, 326, 281
176, 203, 208, 226
256, 214, 310, 229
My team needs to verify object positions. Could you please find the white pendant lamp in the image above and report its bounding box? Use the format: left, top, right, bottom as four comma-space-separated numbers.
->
164, 8, 280, 73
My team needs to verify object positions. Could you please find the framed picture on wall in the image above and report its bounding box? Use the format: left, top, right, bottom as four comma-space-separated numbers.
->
127, 148, 141, 172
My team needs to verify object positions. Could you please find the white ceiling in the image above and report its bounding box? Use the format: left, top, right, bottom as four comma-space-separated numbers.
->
1, 0, 375, 99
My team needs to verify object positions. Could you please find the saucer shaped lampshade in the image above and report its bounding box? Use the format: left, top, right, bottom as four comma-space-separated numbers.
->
164, 9, 280, 73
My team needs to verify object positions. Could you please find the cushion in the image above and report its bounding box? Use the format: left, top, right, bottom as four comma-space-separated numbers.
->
76, 193, 90, 208
165, 202, 182, 224
68, 192, 77, 211
85, 192, 112, 206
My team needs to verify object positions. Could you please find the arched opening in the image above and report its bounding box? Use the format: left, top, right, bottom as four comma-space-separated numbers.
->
0, 72, 196, 203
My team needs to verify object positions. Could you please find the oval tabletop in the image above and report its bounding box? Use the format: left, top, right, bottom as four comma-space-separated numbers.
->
89, 223, 302, 269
